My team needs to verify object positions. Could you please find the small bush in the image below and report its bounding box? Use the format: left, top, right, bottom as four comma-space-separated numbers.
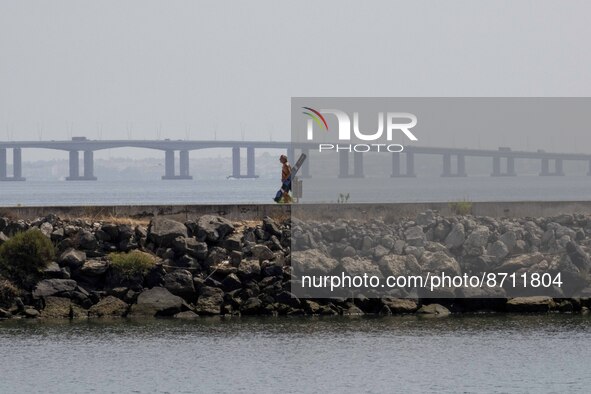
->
449, 200, 473, 216
0, 229, 55, 289
109, 250, 156, 278
0, 278, 20, 307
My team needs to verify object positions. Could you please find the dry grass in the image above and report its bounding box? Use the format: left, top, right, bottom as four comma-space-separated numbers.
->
63, 214, 150, 227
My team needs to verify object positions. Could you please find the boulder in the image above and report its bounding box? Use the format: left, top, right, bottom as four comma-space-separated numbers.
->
42, 262, 65, 278
148, 218, 188, 247
237, 259, 261, 279
33, 279, 78, 298
251, 244, 275, 261
340, 257, 383, 278
565, 241, 591, 273
195, 286, 224, 315
417, 303, 451, 316
405, 226, 426, 247
40, 296, 75, 319
420, 251, 462, 277
506, 296, 556, 313
172, 237, 208, 260
88, 296, 128, 317
79, 260, 109, 277
129, 287, 185, 317
59, 249, 86, 269
222, 273, 242, 292
195, 215, 234, 243
464, 226, 490, 256
378, 254, 422, 277
78, 230, 98, 250
164, 270, 196, 302
487, 240, 509, 262
292, 249, 339, 275
382, 298, 418, 313
262, 217, 282, 237
241, 297, 262, 315
444, 223, 465, 249
174, 310, 199, 319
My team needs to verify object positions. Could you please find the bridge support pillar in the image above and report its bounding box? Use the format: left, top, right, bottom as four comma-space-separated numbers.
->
67, 150, 97, 180
83, 151, 97, 180
0, 148, 6, 179
228, 147, 257, 178
339, 150, 349, 178
247, 147, 255, 178
507, 157, 516, 176
539, 158, 565, 176
457, 154, 467, 177
179, 150, 190, 178
492, 156, 501, 176
491, 156, 516, 176
442, 153, 467, 177
540, 158, 550, 176
555, 159, 564, 176
232, 147, 240, 178
353, 152, 364, 178
391, 152, 416, 177
0, 148, 26, 181
162, 150, 192, 180
442, 153, 451, 177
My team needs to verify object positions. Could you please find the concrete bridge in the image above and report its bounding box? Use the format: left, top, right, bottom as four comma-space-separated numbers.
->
0, 137, 590, 180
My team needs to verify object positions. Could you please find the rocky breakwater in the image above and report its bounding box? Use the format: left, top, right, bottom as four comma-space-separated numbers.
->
0, 210, 590, 320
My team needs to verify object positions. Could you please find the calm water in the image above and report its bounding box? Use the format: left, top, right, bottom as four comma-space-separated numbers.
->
1, 175, 591, 206
1, 315, 590, 393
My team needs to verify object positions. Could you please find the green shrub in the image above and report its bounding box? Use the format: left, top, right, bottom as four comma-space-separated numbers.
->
0, 229, 55, 289
108, 250, 156, 278
449, 200, 473, 216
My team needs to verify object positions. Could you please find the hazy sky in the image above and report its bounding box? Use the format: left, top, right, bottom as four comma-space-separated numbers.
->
1, 1, 590, 160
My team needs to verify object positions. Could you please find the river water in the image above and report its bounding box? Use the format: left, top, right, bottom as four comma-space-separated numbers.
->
1, 175, 591, 206
1, 315, 590, 393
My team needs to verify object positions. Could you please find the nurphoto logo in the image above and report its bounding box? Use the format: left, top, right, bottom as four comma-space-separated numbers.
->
302, 107, 418, 153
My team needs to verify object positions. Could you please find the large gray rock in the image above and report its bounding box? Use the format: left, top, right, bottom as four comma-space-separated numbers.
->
420, 251, 462, 277
33, 279, 78, 298
378, 254, 422, 277
340, 257, 383, 278
172, 236, 208, 260
486, 240, 509, 262
59, 249, 86, 269
565, 241, 591, 273
381, 298, 418, 313
164, 269, 196, 302
238, 259, 261, 279
417, 303, 451, 316
251, 244, 275, 261
79, 260, 109, 277
291, 249, 339, 275
195, 215, 234, 243
444, 223, 465, 249
88, 296, 128, 317
464, 226, 490, 256
148, 218, 188, 247
499, 231, 517, 252
40, 296, 75, 319
129, 287, 185, 317
506, 296, 556, 313
195, 286, 224, 315
405, 226, 426, 247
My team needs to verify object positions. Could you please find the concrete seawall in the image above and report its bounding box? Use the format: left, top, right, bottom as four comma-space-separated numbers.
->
2, 200, 591, 221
